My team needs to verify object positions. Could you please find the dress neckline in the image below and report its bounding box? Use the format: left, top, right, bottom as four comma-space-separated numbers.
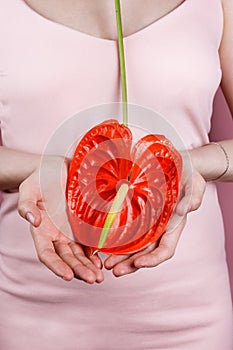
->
21, 0, 188, 43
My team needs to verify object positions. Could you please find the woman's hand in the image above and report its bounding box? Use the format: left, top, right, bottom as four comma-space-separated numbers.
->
30, 209, 104, 283
104, 163, 206, 277
18, 155, 104, 284
104, 136, 233, 277
104, 217, 187, 277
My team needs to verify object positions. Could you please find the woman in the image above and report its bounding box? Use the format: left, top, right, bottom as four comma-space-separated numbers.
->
0, 0, 232, 349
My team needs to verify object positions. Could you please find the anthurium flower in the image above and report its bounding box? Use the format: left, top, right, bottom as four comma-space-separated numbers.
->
66, 119, 182, 255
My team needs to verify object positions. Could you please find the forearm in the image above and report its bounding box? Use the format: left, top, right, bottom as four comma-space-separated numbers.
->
0, 146, 41, 191
189, 139, 233, 182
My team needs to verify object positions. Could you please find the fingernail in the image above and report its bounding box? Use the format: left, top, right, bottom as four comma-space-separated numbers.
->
134, 261, 146, 268
136, 264, 146, 268
26, 212, 35, 225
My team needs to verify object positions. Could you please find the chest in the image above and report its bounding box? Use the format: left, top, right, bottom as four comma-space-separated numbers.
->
23, 0, 185, 40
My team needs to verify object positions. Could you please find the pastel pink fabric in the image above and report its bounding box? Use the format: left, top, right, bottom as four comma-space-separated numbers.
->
0, 0, 232, 349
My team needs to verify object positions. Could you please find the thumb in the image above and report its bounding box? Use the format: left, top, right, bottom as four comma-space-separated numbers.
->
18, 180, 42, 227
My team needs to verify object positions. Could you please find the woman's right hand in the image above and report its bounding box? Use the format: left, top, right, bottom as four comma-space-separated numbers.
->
18, 155, 104, 284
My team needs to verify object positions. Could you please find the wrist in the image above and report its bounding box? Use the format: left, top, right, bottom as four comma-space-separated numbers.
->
189, 143, 229, 182
0, 147, 41, 191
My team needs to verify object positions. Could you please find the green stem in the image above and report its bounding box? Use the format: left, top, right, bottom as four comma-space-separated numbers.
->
115, 0, 128, 126
98, 183, 129, 249
97, 1, 129, 250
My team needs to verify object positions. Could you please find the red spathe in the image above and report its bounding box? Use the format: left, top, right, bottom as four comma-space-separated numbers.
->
66, 120, 182, 254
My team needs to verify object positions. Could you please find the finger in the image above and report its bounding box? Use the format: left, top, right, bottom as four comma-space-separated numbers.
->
69, 241, 104, 283
54, 242, 96, 284
134, 217, 187, 268
90, 254, 103, 270
176, 173, 206, 216
84, 247, 103, 270
104, 242, 157, 270
18, 183, 42, 227
106, 243, 157, 277
188, 174, 206, 212
112, 257, 139, 277
54, 242, 102, 284
175, 174, 194, 215
31, 227, 74, 281
104, 254, 131, 270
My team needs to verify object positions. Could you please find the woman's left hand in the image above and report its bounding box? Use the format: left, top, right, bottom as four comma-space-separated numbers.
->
104, 167, 206, 277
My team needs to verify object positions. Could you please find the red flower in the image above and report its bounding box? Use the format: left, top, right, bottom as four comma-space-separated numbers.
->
66, 120, 182, 255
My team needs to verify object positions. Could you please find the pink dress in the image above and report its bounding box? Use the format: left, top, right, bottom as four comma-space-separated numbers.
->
0, 0, 232, 349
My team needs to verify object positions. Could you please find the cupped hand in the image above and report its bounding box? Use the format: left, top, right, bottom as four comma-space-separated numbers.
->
104, 164, 206, 277
18, 155, 104, 283
30, 209, 104, 283
104, 216, 187, 276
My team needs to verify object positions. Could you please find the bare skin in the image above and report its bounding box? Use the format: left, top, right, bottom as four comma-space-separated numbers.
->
23, 0, 186, 40
0, 0, 232, 282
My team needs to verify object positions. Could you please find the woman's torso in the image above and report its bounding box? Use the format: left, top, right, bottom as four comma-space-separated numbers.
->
0, 1, 232, 349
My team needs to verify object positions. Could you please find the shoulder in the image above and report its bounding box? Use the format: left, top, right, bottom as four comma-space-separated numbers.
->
220, 0, 233, 27
221, 0, 233, 11
219, 0, 233, 116
220, 0, 233, 47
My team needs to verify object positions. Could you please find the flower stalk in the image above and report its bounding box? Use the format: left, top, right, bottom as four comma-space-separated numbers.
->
115, 0, 128, 126
97, 0, 129, 249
